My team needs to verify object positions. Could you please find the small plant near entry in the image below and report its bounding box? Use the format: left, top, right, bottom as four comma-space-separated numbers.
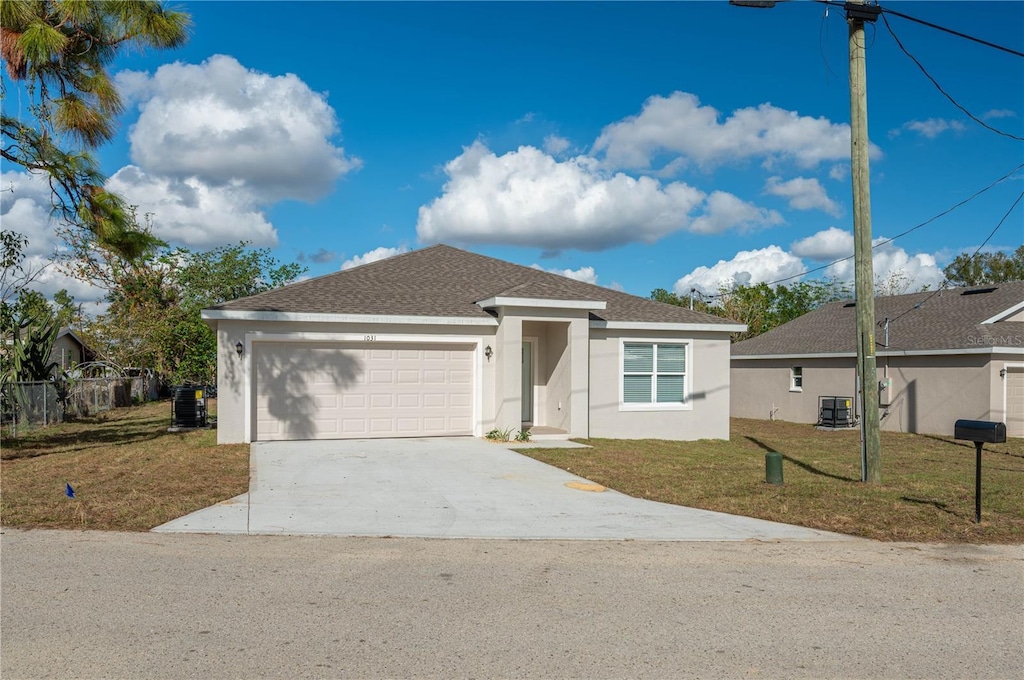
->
515, 429, 532, 442
485, 427, 515, 442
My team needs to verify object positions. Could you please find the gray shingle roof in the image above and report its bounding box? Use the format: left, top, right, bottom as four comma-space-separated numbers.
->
732, 281, 1024, 356
209, 244, 738, 326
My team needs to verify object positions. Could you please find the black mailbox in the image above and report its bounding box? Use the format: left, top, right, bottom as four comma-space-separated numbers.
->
953, 419, 1006, 523
954, 419, 1007, 444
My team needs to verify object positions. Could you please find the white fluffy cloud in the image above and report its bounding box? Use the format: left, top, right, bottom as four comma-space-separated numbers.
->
824, 236, 945, 291
81, 55, 362, 253
341, 246, 410, 270
829, 164, 849, 181
675, 228, 945, 297
689, 191, 784, 235
417, 91, 884, 253
790, 226, 854, 261
6, 56, 351, 303
792, 228, 944, 290
106, 166, 278, 248
25, 261, 108, 310
764, 176, 840, 216
592, 91, 880, 171
0, 172, 107, 306
543, 134, 571, 155
673, 246, 805, 296
416, 141, 707, 250
889, 118, 966, 139
118, 55, 359, 203
530, 264, 599, 285
0, 171, 60, 258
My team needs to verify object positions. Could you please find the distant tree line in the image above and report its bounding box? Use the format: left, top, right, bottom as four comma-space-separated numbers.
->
943, 245, 1024, 288
652, 279, 851, 342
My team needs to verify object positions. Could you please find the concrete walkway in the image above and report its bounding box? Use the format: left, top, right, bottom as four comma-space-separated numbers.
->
153, 438, 846, 541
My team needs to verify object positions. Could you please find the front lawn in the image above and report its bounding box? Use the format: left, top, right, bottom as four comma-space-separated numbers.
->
1, 400, 249, 531
3, 406, 1022, 542
521, 418, 1024, 543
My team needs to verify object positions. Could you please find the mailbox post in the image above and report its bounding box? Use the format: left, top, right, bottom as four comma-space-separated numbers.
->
953, 419, 1007, 523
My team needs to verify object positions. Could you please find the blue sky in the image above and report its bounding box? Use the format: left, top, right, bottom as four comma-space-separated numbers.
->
5, 1, 1023, 308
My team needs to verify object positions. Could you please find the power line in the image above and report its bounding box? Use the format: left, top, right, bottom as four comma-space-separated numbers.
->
879, 5, 1024, 59
698, 161, 1024, 299
870, 162, 1024, 249
817, 3, 842, 84
880, 12, 1024, 142
886, 189, 1024, 325
814, 0, 1024, 58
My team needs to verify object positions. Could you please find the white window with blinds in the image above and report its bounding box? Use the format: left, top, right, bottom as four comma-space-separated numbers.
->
620, 340, 691, 410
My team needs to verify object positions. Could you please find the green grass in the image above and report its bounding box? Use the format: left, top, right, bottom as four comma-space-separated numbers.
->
520, 418, 1024, 543
1, 400, 249, 531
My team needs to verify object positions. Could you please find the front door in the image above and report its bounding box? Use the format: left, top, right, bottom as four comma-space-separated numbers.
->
522, 341, 534, 423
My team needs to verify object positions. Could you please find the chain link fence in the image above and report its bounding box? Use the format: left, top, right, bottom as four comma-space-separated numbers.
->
1, 375, 160, 435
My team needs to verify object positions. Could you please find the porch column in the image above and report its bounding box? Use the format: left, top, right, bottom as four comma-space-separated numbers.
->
494, 312, 523, 432
567, 317, 590, 438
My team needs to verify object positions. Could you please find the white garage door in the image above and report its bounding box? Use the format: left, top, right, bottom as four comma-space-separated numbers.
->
1006, 366, 1024, 438
254, 342, 474, 441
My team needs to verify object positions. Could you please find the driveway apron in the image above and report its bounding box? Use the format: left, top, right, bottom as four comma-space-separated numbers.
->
153, 438, 845, 541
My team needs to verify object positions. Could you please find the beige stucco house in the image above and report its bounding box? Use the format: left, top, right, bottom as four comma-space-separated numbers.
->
51, 328, 92, 371
203, 245, 745, 444
730, 281, 1024, 437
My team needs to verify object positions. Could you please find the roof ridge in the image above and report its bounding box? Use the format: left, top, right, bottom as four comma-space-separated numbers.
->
207, 243, 742, 326
733, 278, 1024, 355
486, 278, 583, 299
337, 244, 449, 272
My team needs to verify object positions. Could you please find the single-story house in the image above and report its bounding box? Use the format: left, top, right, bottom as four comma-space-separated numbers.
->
3, 327, 92, 374
51, 328, 93, 371
202, 245, 745, 444
730, 281, 1024, 437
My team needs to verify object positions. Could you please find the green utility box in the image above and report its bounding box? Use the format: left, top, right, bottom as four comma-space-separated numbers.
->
765, 451, 784, 485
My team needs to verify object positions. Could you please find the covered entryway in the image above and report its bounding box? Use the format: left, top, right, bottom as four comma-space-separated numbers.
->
1006, 364, 1024, 438
518, 322, 572, 433
253, 341, 474, 441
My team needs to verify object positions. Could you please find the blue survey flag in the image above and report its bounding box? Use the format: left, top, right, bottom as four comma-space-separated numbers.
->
65, 483, 75, 499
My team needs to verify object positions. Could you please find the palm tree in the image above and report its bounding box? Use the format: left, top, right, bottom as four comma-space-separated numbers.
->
1, 0, 190, 260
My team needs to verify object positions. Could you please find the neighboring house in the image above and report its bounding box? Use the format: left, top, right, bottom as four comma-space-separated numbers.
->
1, 327, 89, 380
51, 328, 94, 372
202, 245, 745, 444
730, 281, 1024, 437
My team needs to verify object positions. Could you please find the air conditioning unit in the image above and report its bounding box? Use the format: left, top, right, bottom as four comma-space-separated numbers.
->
818, 396, 853, 428
170, 385, 208, 431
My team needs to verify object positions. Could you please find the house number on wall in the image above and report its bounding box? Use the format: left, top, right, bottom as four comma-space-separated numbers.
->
363, 335, 377, 342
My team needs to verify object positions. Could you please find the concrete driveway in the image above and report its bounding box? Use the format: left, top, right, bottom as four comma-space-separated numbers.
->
154, 438, 844, 541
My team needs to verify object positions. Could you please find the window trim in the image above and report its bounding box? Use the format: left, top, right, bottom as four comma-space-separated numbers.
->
790, 365, 803, 393
618, 338, 693, 412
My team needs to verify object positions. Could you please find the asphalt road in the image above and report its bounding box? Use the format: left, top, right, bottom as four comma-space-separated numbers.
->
1, 530, 1021, 679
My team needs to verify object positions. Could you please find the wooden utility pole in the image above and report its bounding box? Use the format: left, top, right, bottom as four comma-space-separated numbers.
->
728, 0, 883, 482
848, 0, 882, 483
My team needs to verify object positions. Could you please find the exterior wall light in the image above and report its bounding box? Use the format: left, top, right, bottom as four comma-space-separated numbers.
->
1000, 368, 1007, 378
235, 341, 244, 358
484, 345, 493, 361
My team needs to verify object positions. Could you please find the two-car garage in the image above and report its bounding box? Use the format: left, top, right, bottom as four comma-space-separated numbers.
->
252, 341, 475, 441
